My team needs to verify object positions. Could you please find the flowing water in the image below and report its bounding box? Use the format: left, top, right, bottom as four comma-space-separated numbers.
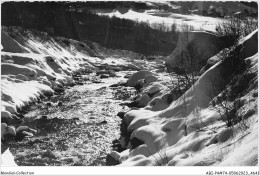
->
8, 72, 135, 166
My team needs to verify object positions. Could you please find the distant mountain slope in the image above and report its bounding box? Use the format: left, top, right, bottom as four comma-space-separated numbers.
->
169, 1, 256, 13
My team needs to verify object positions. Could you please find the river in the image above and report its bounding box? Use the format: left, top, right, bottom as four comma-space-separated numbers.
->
8, 71, 135, 166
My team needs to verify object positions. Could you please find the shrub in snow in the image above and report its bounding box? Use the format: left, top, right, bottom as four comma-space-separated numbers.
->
209, 30, 258, 128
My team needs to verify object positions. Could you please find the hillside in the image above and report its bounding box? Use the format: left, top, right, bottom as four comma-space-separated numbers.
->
1, 1, 177, 56
2, 1, 256, 56
109, 29, 258, 166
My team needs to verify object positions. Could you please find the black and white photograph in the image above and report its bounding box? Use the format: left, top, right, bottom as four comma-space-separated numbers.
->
1, 0, 259, 175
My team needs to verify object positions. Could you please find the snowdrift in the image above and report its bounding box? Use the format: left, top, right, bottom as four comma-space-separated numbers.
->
111, 30, 258, 166
165, 31, 227, 73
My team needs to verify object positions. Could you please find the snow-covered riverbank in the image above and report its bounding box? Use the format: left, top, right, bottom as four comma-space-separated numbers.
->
1, 26, 171, 166
1, 25, 258, 167
108, 29, 258, 166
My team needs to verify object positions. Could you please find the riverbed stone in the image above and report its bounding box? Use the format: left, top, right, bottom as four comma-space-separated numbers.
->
127, 70, 154, 87
100, 74, 110, 79
117, 111, 126, 119
106, 154, 120, 166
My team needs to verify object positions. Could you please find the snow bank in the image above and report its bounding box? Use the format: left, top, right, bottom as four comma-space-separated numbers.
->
2, 63, 37, 80
1, 32, 30, 53
145, 93, 172, 111
1, 27, 98, 110
200, 29, 258, 75
1, 27, 102, 165
1, 149, 18, 166
2, 78, 54, 109
134, 82, 168, 107
112, 30, 258, 166
165, 31, 226, 73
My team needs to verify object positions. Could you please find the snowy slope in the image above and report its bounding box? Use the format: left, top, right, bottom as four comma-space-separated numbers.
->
1, 27, 98, 112
111, 30, 258, 166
